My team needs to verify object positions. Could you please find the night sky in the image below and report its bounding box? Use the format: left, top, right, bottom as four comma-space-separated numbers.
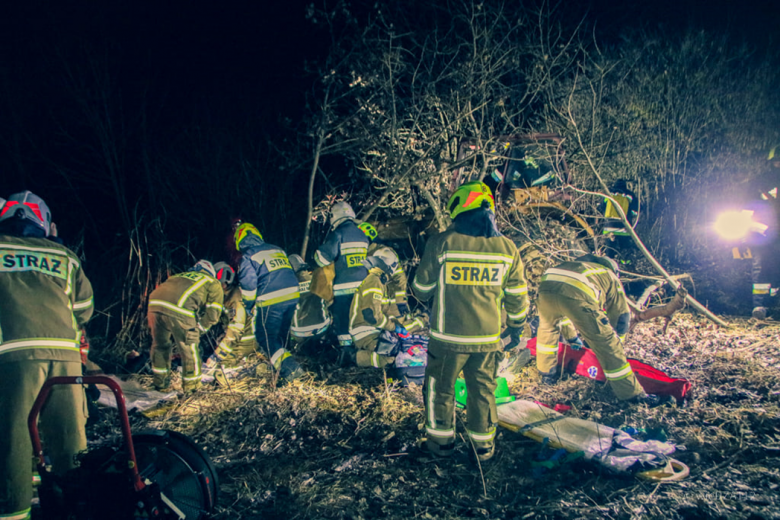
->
0, 0, 777, 257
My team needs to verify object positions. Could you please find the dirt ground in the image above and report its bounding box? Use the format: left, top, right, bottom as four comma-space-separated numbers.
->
88, 313, 780, 520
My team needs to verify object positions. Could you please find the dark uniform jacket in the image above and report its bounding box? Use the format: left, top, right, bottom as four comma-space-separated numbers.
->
237, 234, 300, 311
0, 235, 94, 364
314, 220, 369, 297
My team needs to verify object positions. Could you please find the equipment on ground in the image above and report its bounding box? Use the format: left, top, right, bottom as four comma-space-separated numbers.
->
30, 376, 218, 520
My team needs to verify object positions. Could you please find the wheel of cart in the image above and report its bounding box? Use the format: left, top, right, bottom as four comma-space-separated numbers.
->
28, 375, 218, 520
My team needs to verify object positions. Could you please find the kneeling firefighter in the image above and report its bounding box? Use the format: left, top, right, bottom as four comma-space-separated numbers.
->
235, 223, 305, 383
359, 222, 409, 316
289, 254, 332, 344
344, 247, 425, 367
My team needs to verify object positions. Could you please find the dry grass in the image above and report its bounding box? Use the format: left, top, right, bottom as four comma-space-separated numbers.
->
88, 315, 780, 519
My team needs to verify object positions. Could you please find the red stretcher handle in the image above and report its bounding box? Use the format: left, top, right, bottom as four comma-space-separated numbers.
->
27, 375, 145, 492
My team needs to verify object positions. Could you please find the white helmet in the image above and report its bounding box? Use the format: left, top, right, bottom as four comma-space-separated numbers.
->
0, 191, 52, 235
192, 259, 217, 278
330, 201, 356, 228
364, 247, 399, 275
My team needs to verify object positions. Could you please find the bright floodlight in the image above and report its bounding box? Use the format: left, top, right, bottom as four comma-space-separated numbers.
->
713, 210, 755, 241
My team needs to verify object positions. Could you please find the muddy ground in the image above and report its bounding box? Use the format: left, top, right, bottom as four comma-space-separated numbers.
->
88, 314, 780, 520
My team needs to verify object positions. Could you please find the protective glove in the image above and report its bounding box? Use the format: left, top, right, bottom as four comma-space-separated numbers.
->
397, 303, 409, 316
502, 326, 524, 351
566, 336, 585, 351
394, 324, 410, 338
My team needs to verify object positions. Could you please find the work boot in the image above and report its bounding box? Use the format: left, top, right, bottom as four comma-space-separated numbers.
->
752, 306, 768, 320
539, 368, 559, 386
337, 346, 358, 367
182, 381, 202, 396
278, 365, 306, 386
153, 377, 172, 393
624, 393, 672, 408
473, 444, 495, 462
422, 439, 455, 458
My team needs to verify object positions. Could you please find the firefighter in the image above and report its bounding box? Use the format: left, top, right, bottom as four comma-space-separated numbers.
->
205, 262, 257, 374
359, 222, 409, 316
345, 247, 425, 368
747, 149, 780, 319
600, 179, 639, 260
289, 254, 332, 344
412, 181, 529, 461
535, 254, 662, 404
0, 191, 94, 520
235, 223, 305, 383
148, 259, 223, 393
314, 201, 370, 349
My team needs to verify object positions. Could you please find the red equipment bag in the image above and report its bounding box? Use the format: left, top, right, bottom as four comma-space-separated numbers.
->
527, 338, 691, 402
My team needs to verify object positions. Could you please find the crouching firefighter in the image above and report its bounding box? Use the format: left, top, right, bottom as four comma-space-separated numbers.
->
536, 254, 660, 405
412, 181, 529, 461
359, 222, 409, 316
0, 191, 94, 520
235, 223, 305, 384
148, 259, 224, 393
288, 254, 332, 345
204, 262, 258, 375
344, 247, 425, 367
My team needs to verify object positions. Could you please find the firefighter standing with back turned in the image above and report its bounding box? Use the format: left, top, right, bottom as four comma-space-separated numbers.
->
0, 191, 94, 520
412, 181, 529, 461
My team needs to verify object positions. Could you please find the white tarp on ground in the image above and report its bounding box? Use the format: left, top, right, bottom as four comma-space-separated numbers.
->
96, 375, 178, 412
497, 399, 676, 473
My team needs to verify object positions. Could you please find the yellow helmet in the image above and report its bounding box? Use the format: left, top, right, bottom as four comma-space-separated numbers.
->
358, 222, 378, 242
234, 223, 263, 250
447, 181, 495, 220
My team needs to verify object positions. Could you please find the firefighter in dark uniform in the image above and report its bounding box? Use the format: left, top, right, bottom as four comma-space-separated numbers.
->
236, 223, 304, 383
747, 149, 780, 319
288, 254, 332, 344
314, 202, 370, 349
0, 191, 94, 520
346, 247, 425, 368
148, 259, 224, 393
412, 181, 529, 461
536, 254, 662, 405
358, 222, 409, 316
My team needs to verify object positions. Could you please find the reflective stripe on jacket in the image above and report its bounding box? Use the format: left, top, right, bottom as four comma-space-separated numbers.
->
411, 228, 529, 351
314, 220, 369, 296
238, 235, 300, 310
539, 261, 630, 336
149, 270, 224, 330
0, 235, 94, 363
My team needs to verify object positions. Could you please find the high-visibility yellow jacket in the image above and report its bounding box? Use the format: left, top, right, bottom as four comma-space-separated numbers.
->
213, 286, 248, 358
412, 227, 529, 352
350, 268, 424, 348
148, 271, 224, 330
367, 243, 408, 308
0, 235, 94, 364
538, 260, 630, 338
